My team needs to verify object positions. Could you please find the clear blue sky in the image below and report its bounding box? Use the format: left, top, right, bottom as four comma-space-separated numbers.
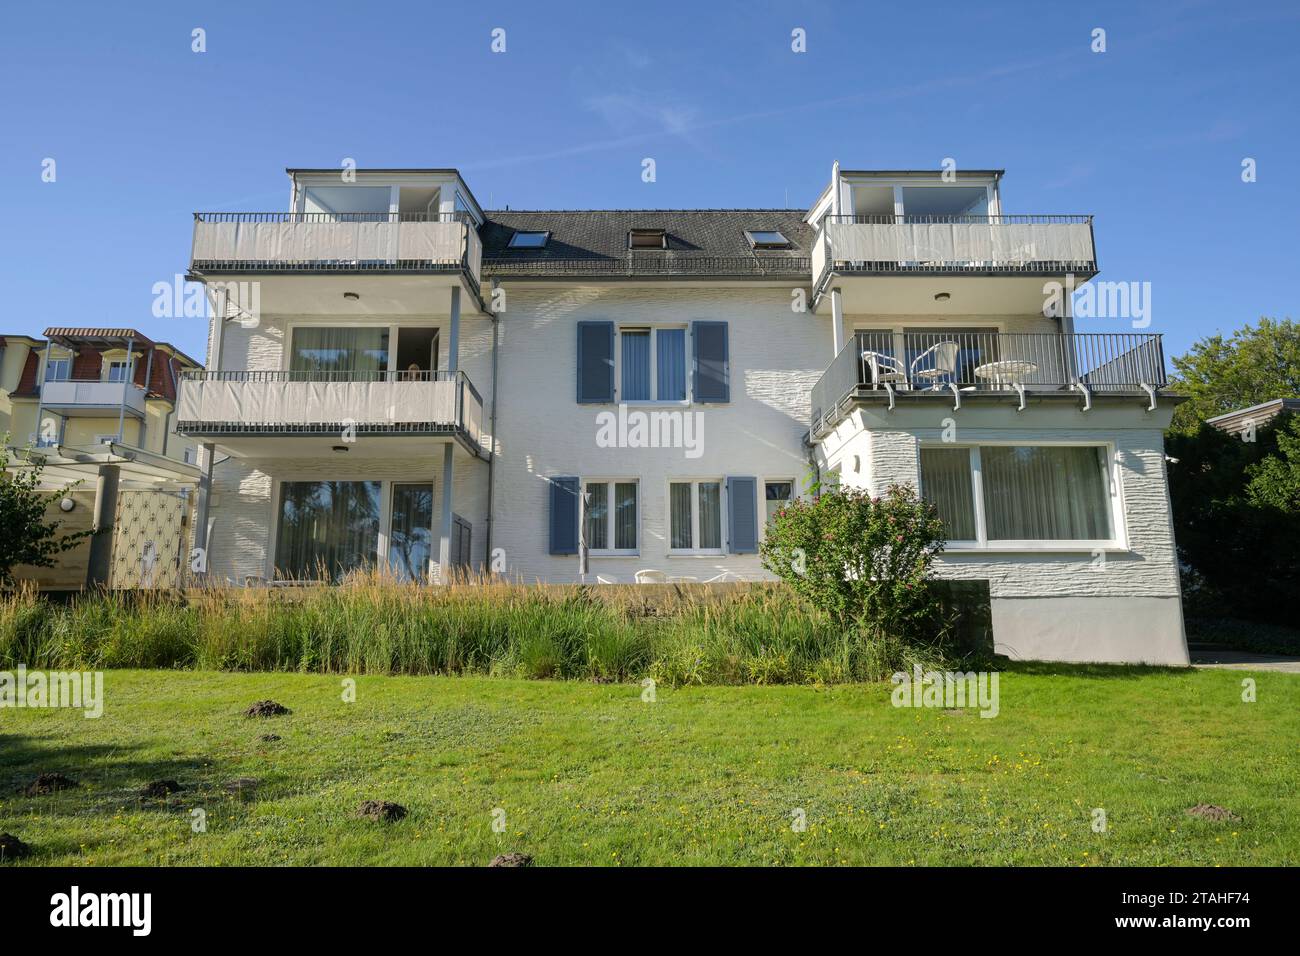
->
2, 0, 1296, 364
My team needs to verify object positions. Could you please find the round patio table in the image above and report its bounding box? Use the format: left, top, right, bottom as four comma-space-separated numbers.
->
973, 359, 1039, 386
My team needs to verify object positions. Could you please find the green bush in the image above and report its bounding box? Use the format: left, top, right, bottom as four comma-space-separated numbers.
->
759, 481, 948, 640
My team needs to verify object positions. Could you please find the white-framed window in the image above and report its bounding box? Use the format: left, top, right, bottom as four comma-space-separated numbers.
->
918, 443, 1123, 550
44, 356, 71, 381
668, 479, 724, 553
582, 479, 639, 554
106, 359, 134, 383
617, 326, 687, 402
764, 479, 794, 528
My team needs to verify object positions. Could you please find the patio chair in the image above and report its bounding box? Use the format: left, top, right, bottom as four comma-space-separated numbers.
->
862, 350, 908, 389
634, 569, 668, 584
910, 341, 961, 390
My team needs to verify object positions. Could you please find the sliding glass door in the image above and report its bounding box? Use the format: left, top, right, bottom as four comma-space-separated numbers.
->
389, 483, 434, 582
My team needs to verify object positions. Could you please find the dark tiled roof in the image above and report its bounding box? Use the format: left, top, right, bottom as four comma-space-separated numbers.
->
480, 209, 812, 278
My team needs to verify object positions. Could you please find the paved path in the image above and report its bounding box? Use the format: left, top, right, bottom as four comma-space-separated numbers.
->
1190, 649, 1300, 673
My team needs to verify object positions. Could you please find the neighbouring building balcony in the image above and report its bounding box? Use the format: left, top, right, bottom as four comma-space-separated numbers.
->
39, 379, 148, 418
811, 214, 1097, 297
190, 211, 483, 291
176, 369, 485, 455
808, 331, 1166, 439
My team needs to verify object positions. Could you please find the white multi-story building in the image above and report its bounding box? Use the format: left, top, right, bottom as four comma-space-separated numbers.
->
178, 164, 1188, 665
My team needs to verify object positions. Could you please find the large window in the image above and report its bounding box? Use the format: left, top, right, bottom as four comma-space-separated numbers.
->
289, 327, 389, 377
106, 359, 134, 383
619, 327, 687, 402
582, 480, 638, 553
920, 445, 1116, 546
669, 479, 723, 552
275, 481, 381, 580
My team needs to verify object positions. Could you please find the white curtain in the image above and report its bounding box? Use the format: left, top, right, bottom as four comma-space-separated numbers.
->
670, 483, 692, 549
982, 446, 1111, 540
614, 483, 637, 550
698, 482, 722, 549
584, 483, 609, 550
919, 448, 977, 540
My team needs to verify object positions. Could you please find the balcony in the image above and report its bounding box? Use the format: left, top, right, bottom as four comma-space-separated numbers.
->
811, 215, 1097, 313
39, 379, 148, 418
190, 211, 482, 291
176, 370, 485, 457
808, 332, 1166, 439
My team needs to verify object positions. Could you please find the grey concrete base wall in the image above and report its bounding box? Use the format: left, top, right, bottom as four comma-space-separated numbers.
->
991, 595, 1189, 666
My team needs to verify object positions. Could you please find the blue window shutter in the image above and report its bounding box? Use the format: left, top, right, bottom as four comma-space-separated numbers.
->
727, 476, 758, 554
576, 321, 615, 403
549, 477, 580, 555
692, 321, 730, 403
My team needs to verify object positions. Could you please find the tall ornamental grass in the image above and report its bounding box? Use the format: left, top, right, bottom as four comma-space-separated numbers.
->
0, 577, 978, 685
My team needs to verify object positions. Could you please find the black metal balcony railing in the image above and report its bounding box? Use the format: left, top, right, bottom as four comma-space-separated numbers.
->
808, 332, 1166, 438
193, 210, 478, 225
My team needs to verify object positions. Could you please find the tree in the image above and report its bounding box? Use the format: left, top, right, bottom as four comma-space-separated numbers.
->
760, 481, 947, 639
1168, 317, 1300, 433
1165, 416, 1300, 624
0, 438, 92, 584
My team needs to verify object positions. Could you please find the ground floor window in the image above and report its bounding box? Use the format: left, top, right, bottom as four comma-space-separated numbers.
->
764, 480, 793, 527
275, 480, 382, 580
919, 444, 1116, 546
582, 480, 638, 554
669, 479, 723, 552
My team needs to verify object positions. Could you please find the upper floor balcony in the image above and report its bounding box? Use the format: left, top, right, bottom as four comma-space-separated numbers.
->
807, 169, 1099, 315
190, 210, 483, 291
808, 331, 1167, 440
175, 369, 486, 458
39, 379, 148, 418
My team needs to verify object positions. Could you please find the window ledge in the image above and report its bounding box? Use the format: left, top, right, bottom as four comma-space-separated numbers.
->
941, 544, 1130, 555
667, 550, 727, 558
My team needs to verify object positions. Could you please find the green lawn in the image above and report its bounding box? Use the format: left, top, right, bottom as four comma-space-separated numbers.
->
1, 665, 1297, 866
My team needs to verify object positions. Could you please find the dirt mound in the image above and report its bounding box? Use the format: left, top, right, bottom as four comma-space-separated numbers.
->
489, 852, 533, 867
21, 772, 78, 796
358, 800, 407, 822
1185, 804, 1240, 822
244, 700, 291, 718
0, 833, 32, 861
141, 780, 184, 799
258, 734, 281, 742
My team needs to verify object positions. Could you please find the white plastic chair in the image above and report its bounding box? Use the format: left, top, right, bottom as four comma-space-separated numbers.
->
910, 341, 961, 390
862, 350, 908, 389
634, 569, 668, 584
595, 575, 619, 585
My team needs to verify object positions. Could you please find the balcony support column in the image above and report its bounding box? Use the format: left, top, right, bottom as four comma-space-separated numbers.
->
438, 443, 455, 583
447, 286, 460, 371
85, 464, 121, 590
830, 287, 846, 356
192, 442, 216, 580
116, 337, 133, 444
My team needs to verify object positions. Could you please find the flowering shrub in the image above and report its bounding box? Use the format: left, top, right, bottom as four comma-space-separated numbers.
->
760, 482, 947, 639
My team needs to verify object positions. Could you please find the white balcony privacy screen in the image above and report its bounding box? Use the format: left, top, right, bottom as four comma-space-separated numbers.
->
178, 378, 460, 428
824, 220, 1094, 265
41, 380, 147, 414
192, 220, 468, 265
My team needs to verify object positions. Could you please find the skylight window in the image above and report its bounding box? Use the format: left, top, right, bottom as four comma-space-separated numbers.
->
629, 229, 667, 250
746, 230, 791, 249
508, 230, 549, 249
